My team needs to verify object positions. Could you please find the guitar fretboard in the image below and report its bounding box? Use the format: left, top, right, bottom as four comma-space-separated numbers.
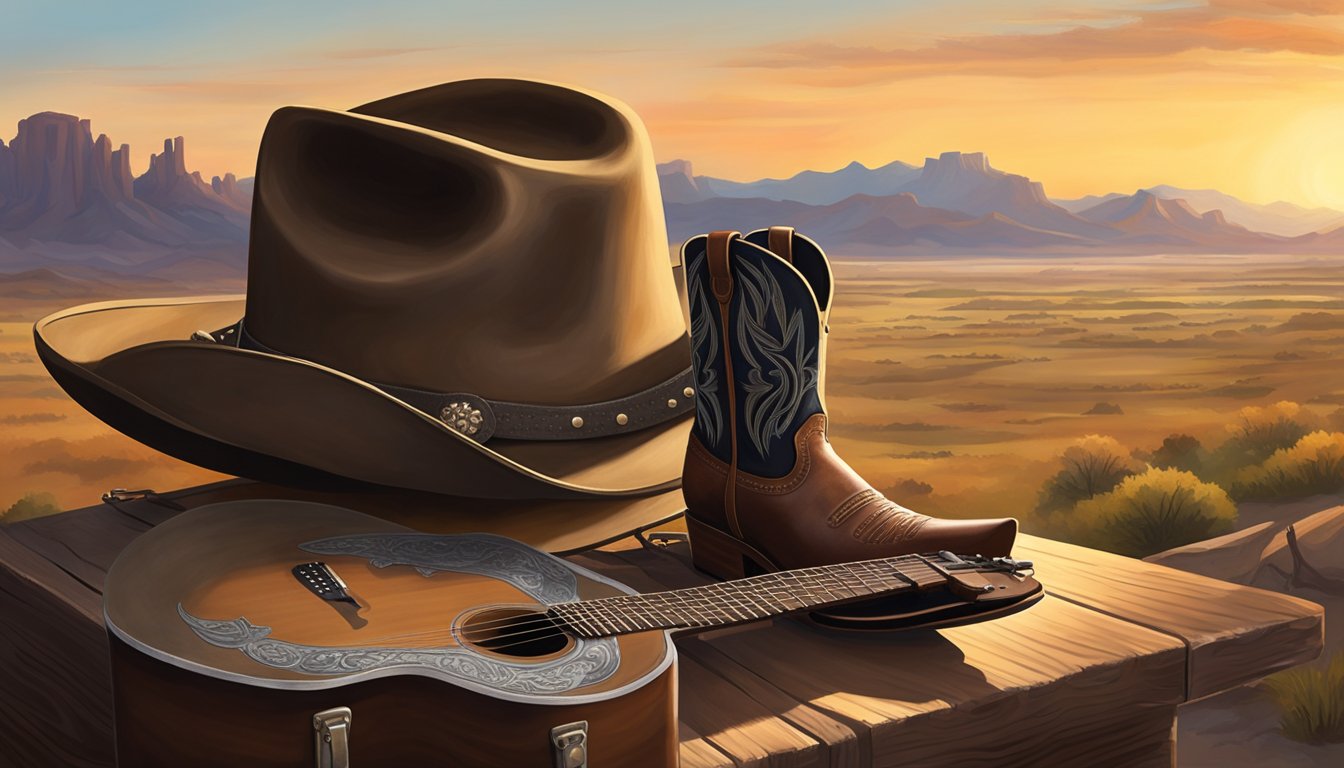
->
548, 555, 946, 638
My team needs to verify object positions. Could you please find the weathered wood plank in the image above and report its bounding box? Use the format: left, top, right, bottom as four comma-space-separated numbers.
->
1015, 533, 1324, 699
696, 595, 1185, 768
0, 528, 113, 768
683, 638, 865, 768
4, 504, 148, 593
1, 486, 1316, 767
679, 653, 825, 767
573, 549, 846, 766
596, 541, 1187, 766
592, 543, 871, 765
679, 722, 737, 768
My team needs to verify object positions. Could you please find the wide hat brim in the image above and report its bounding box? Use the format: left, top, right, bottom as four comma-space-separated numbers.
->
35, 294, 693, 503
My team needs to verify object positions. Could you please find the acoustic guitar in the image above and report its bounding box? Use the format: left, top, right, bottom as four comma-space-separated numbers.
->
105, 500, 1040, 768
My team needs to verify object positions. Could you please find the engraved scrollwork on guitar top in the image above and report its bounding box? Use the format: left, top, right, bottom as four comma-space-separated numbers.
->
177, 605, 621, 695
298, 532, 579, 605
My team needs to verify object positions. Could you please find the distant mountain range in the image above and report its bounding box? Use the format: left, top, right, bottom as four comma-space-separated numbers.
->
2, 111, 1342, 292
659, 152, 1344, 253
1058, 185, 1344, 238
0, 112, 250, 283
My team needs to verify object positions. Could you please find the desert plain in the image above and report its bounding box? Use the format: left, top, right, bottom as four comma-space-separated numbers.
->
1, 252, 1341, 537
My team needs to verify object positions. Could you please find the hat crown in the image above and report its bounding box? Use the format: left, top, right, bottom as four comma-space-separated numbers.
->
244, 79, 687, 405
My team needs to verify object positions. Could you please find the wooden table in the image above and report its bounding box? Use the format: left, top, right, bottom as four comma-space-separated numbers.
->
0, 480, 1323, 767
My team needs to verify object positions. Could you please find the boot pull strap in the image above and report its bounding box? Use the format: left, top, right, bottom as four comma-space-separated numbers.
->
707, 230, 741, 304
766, 226, 795, 263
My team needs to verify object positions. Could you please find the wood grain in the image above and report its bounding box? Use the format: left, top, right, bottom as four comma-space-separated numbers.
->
679, 652, 824, 767
685, 638, 864, 768
679, 722, 737, 768
1016, 533, 1324, 699
599, 540, 1187, 767
0, 528, 114, 768
0, 483, 1325, 767
3, 502, 149, 592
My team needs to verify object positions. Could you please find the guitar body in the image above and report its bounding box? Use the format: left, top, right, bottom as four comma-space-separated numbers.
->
105, 501, 678, 767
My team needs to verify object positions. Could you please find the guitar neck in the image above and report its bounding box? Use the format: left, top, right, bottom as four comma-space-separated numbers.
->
548, 555, 947, 638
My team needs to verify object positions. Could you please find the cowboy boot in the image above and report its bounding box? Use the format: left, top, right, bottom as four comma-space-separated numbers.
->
681, 227, 1017, 579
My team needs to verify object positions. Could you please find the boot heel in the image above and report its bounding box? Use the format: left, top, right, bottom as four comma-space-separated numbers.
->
686, 516, 751, 579
687, 516, 781, 579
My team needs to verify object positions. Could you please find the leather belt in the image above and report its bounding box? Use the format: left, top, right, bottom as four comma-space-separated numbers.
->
193, 321, 695, 443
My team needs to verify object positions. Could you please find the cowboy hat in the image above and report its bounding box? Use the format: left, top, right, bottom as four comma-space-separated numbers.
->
36, 79, 694, 517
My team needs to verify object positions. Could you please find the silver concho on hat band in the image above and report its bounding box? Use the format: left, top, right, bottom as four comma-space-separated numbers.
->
437, 397, 498, 441
213, 319, 694, 445
441, 401, 485, 436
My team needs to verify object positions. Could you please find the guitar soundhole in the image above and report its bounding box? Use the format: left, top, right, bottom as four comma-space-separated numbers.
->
458, 606, 573, 658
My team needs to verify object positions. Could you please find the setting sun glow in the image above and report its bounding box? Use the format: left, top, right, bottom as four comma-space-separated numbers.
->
1259, 106, 1344, 210
4, 1, 1344, 206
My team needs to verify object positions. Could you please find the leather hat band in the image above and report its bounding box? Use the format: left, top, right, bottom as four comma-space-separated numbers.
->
194, 321, 694, 443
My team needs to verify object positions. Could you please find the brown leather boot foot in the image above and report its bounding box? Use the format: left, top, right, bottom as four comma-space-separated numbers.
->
683, 413, 1017, 577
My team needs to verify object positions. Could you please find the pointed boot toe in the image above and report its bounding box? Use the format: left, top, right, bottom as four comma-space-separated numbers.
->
919, 516, 1018, 558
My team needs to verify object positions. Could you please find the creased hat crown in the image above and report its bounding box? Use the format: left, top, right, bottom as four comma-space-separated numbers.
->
245, 79, 687, 405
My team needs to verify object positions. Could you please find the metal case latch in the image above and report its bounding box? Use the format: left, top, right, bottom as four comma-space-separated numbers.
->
551, 720, 589, 768
313, 707, 352, 768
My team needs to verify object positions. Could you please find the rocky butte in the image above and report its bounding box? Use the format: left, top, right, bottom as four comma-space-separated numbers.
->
0, 112, 249, 254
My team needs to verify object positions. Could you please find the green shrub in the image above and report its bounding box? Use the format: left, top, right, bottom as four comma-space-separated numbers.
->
1, 492, 61, 524
1063, 467, 1237, 557
1203, 401, 1310, 486
1035, 435, 1136, 516
1233, 431, 1344, 500
1263, 650, 1344, 744
1148, 434, 1205, 475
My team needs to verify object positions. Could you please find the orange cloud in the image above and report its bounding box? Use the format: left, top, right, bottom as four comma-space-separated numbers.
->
1209, 0, 1344, 15
729, 3, 1344, 81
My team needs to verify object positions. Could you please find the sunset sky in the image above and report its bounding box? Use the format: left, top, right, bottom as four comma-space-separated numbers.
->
4, 0, 1344, 207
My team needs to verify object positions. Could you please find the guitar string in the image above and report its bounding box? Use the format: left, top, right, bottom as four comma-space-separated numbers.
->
466, 561, 949, 654
334, 556, 944, 646
344, 561, 949, 648
440, 554, 939, 637
313, 570, 945, 653
349, 558, 944, 643
340, 562, 948, 650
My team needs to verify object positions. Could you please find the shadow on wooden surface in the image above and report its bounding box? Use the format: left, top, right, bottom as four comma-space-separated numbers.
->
0, 481, 1324, 767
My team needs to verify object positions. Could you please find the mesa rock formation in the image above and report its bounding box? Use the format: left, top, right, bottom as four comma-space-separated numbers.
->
0, 113, 249, 275
659, 152, 1344, 252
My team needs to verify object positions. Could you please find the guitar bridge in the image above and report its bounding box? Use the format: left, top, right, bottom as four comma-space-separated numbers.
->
293, 562, 361, 608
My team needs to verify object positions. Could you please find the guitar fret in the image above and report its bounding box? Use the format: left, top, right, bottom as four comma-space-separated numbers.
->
591, 599, 633, 633
571, 605, 603, 637
663, 589, 704, 624
637, 595, 675, 627
552, 554, 955, 638
726, 583, 770, 617
646, 595, 689, 627
556, 603, 602, 637
841, 563, 880, 594
578, 602, 614, 635
674, 590, 717, 626
709, 583, 757, 621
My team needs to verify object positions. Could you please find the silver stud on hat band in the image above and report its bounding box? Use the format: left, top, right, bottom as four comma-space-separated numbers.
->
226, 318, 695, 443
